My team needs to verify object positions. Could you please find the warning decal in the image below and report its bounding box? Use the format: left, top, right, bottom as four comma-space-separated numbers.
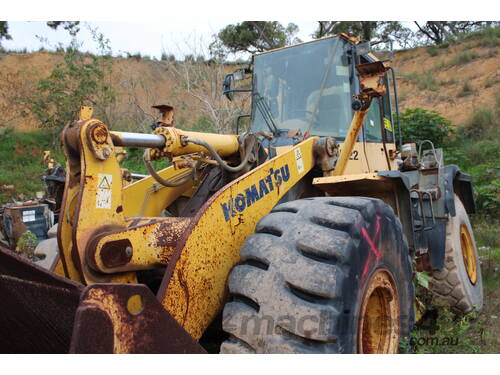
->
23, 210, 36, 222
294, 148, 304, 174
96, 173, 112, 209
384, 118, 393, 132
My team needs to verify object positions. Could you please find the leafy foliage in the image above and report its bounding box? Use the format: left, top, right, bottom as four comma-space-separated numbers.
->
0, 21, 12, 42
314, 21, 415, 48
16, 231, 39, 258
214, 21, 300, 54
1, 21, 80, 46
400, 108, 453, 147
29, 31, 116, 141
46, 21, 81, 36
414, 22, 498, 45
0, 128, 64, 205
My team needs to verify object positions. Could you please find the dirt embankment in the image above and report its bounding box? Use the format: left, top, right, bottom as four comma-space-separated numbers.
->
389, 38, 499, 125
0, 34, 498, 131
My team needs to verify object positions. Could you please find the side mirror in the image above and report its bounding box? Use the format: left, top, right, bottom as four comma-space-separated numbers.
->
355, 41, 371, 55
223, 69, 250, 101
223, 74, 235, 101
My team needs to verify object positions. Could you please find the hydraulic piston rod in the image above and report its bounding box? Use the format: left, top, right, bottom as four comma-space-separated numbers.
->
110, 131, 166, 148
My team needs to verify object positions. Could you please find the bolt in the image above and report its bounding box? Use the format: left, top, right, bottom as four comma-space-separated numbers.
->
125, 246, 133, 258
102, 148, 111, 159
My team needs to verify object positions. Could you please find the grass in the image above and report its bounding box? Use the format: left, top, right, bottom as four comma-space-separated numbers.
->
0, 127, 64, 204
462, 26, 500, 48
457, 81, 475, 97
405, 71, 438, 91
0, 127, 169, 204
427, 45, 439, 57
448, 50, 481, 67
401, 235, 500, 354
484, 75, 499, 88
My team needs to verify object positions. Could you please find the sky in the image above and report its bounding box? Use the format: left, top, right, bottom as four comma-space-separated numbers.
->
1, 21, 320, 60
1, 1, 492, 60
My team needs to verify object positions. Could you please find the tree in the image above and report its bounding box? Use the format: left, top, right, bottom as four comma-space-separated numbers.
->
46, 21, 81, 36
0, 21, 12, 42
400, 108, 453, 147
313, 21, 415, 47
314, 21, 379, 40
29, 30, 116, 142
215, 21, 301, 54
414, 21, 496, 45
0, 21, 80, 45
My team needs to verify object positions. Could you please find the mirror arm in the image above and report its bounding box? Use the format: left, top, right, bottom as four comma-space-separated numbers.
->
236, 114, 251, 134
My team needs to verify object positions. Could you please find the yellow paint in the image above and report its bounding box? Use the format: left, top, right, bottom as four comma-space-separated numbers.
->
58, 175, 85, 282
460, 224, 477, 284
154, 127, 239, 158
161, 137, 317, 339
79, 106, 93, 120
59, 120, 136, 284
313, 172, 385, 186
122, 166, 194, 217
126, 294, 143, 315
384, 118, 393, 132
331, 109, 368, 176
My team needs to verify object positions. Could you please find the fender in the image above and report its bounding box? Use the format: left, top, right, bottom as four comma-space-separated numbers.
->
442, 165, 476, 216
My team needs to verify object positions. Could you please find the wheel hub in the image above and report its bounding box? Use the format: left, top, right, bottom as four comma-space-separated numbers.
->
358, 269, 400, 354
460, 224, 477, 284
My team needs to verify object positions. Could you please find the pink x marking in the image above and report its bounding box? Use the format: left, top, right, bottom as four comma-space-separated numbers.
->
361, 217, 382, 281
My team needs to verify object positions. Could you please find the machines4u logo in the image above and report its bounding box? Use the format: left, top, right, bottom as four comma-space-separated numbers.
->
221, 164, 290, 222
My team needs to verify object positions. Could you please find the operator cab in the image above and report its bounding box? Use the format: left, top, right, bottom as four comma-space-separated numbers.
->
225, 35, 395, 145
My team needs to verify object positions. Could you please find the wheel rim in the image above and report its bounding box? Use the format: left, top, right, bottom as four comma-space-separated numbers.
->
460, 224, 477, 284
358, 269, 400, 354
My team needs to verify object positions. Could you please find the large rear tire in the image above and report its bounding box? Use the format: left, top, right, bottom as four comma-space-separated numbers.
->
429, 197, 483, 314
220, 197, 414, 353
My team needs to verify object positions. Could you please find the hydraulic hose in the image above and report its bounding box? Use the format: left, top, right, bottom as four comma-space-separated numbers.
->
184, 137, 256, 173
143, 149, 194, 187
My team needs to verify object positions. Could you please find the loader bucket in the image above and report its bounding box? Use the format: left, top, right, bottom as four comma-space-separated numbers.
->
0, 245, 82, 353
0, 245, 205, 353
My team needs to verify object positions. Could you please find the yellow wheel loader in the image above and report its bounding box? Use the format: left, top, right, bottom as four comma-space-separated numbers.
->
0, 34, 482, 354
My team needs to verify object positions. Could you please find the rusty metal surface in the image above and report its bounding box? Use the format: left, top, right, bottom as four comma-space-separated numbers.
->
356, 61, 388, 98
157, 138, 317, 339
0, 244, 83, 353
87, 217, 192, 274
70, 283, 205, 353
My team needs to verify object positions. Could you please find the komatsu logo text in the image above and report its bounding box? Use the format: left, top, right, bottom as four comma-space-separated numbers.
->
221, 164, 290, 222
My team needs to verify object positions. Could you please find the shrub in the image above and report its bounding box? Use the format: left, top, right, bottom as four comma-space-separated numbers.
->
448, 50, 480, 66
29, 31, 116, 143
407, 72, 438, 91
427, 45, 439, 56
457, 81, 475, 97
400, 108, 453, 147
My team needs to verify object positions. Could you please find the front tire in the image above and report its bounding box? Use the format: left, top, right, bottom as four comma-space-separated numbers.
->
429, 197, 483, 314
220, 197, 414, 353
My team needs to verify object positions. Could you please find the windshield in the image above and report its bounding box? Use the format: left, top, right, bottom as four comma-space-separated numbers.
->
251, 37, 353, 138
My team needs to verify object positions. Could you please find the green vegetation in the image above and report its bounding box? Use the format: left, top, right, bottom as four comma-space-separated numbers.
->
399, 101, 499, 218
400, 108, 453, 146
449, 50, 481, 66
461, 25, 500, 48
427, 45, 439, 57
457, 81, 475, 97
0, 128, 64, 204
16, 231, 39, 258
404, 71, 438, 91
29, 31, 116, 143
0, 127, 170, 204
447, 96, 500, 217
401, 245, 500, 353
